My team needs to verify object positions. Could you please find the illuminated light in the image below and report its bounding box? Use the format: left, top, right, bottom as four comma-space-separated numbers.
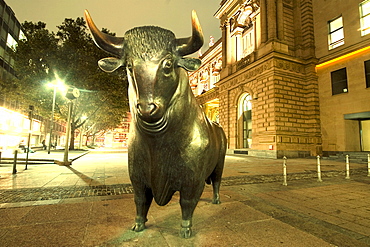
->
316, 46, 370, 68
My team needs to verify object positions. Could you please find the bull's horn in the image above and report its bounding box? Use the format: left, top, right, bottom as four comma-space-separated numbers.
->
176, 10, 204, 56
84, 10, 124, 56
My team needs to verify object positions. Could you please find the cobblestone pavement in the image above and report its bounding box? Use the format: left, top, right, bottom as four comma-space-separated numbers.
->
0, 167, 367, 204
0, 184, 134, 203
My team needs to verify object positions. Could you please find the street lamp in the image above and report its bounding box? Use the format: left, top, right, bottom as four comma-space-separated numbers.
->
47, 79, 66, 154
63, 87, 80, 165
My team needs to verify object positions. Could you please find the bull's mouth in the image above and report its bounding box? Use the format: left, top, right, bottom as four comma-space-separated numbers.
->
137, 111, 169, 134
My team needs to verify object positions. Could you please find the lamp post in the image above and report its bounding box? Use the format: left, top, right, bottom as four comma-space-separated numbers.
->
47, 80, 66, 154
47, 85, 57, 154
25, 105, 34, 170
63, 87, 80, 166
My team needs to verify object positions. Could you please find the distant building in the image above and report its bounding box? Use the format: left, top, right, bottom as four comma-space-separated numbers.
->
190, 37, 222, 123
0, 0, 40, 151
0, 0, 25, 108
0, 0, 24, 82
95, 113, 131, 148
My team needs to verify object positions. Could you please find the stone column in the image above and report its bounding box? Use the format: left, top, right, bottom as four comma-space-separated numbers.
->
277, 0, 284, 41
252, 16, 258, 52
260, 0, 268, 43
267, 0, 277, 40
221, 21, 232, 68
235, 30, 243, 61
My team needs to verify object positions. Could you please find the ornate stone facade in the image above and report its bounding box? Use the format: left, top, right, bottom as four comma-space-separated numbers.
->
193, 0, 370, 157
193, 0, 322, 158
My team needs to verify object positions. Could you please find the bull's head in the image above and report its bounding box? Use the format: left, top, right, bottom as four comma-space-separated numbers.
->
84, 10, 203, 131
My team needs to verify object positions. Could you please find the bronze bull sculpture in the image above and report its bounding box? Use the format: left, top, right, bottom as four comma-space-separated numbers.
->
85, 10, 226, 238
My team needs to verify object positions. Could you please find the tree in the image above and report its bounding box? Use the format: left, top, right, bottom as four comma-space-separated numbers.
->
13, 18, 129, 150
12, 21, 59, 115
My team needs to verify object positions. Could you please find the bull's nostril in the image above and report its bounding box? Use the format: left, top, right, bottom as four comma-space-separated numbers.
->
148, 103, 158, 115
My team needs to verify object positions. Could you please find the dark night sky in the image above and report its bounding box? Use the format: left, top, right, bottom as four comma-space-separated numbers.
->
6, 0, 222, 53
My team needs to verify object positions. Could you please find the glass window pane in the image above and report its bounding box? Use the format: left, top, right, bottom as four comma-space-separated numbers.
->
331, 68, 348, 95
362, 1, 370, 16
331, 29, 344, 42
363, 15, 370, 29
330, 17, 343, 32
361, 2, 370, 36
364, 60, 370, 88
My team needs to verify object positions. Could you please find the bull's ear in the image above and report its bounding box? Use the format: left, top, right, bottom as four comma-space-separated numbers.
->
98, 57, 123, 73
178, 58, 201, 71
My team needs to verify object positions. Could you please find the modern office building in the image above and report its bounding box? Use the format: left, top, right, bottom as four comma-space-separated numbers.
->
0, 0, 23, 83
0, 0, 38, 152
313, 0, 370, 153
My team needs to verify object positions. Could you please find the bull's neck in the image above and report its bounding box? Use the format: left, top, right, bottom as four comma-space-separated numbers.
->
168, 69, 204, 124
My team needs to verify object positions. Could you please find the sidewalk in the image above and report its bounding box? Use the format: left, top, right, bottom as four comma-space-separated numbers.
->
0, 149, 90, 164
0, 149, 370, 246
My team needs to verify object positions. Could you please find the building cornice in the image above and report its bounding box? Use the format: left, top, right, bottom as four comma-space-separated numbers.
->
316, 39, 370, 67
214, 0, 239, 19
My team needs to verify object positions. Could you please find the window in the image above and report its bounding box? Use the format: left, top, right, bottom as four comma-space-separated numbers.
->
331, 68, 348, 95
242, 29, 254, 57
360, 0, 370, 36
364, 60, 370, 88
6, 33, 17, 51
328, 16, 344, 50
238, 94, 252, 148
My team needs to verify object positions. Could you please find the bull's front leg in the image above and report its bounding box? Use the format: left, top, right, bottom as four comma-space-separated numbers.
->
179, 187, 203, 238
132, 187, 153, 232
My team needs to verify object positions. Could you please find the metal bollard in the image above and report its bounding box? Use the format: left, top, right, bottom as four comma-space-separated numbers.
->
345, 154, 350, 180
12, 150, 18, 174
367, 154, 370, 177
317, 155, 322, 182
283, 156, 287, 186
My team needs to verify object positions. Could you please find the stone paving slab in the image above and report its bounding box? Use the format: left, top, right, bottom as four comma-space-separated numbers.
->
0, 188, 334, 247
230, 179, 370, 247
1, 150, 370, 246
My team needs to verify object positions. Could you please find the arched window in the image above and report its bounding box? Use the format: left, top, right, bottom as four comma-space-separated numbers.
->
238, 93, 252, 148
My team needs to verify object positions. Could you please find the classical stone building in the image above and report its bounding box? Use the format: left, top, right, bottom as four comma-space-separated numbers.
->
190, 38, 222, 123
313, 0, 370, 153
194, 0, 321, 158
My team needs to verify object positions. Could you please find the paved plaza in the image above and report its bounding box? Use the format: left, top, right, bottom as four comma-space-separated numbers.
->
0, 149, 370, 246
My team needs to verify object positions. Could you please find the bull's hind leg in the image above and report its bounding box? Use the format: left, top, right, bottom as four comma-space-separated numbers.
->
132, 187, 153, 232
211, 153, 226, 204
179, 187, 204, 238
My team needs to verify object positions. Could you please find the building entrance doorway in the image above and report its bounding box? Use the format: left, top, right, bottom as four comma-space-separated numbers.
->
238, 93, 252, 148
360, 120, 370, 151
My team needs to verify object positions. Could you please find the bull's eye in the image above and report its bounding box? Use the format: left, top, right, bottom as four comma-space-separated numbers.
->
162, 59, 173, 75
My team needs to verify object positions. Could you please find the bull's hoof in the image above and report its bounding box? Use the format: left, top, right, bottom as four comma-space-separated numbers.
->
180, 227, 192, 238
212, 198, 221, 204
132, 222, 145, 232
212, 195, 221, 204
